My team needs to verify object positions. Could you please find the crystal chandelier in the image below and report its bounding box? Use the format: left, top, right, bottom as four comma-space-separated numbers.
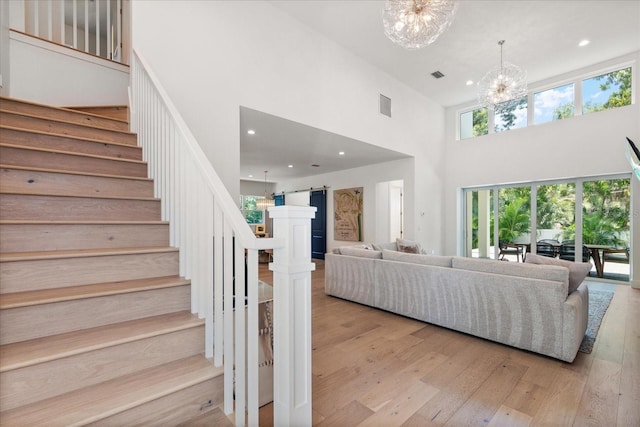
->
256, 171, 274, 210
382, 0, 458, 50
477, 40, 528, 110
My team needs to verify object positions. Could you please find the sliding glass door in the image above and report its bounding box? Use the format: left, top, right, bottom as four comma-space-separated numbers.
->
463, 174, 631, 282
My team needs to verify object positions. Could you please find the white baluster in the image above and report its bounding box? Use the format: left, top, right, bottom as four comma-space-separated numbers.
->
235, 239, 246, 427
84, 0, 89, 52
72, 0, 77, 49
95, 0, 100, 57
223, 220, 234, 415
47, 0, 52, 40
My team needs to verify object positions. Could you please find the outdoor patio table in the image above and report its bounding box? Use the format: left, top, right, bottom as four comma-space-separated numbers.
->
585, 244, 614, 278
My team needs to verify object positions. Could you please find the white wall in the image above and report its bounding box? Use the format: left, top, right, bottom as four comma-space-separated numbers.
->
8, 30, 128, 106
0, 0, 10, 96
240, 180, 277, 198
274, 158, 415, 253
130, 0, 444, 250
444, 52, 640, 287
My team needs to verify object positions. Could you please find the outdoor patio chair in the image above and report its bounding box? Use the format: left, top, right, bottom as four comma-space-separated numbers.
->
536, 241, 557, 258
558, 241, 590, 263
498, 240, 523, 262
602, 247, 630, 270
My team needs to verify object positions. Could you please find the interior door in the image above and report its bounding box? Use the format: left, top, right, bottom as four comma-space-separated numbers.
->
310, 190, 327, 260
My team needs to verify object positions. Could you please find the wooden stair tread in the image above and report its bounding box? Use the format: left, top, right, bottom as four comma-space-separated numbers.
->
0, 355, 222, 426
0, 191, 159, 202
1, 96, 129, 125
0, 124, 141, 150
0, 246, 179, 262
0, 164, 152, 182
0, 311, 202, 372
0, 219, 169, 225
0, 108, 136, 136
0, 142, 146, 165
0, 275, 189, 309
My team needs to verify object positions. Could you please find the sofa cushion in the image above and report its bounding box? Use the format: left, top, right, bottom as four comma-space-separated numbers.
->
525, 253, 591, 293
372, 241, 398, 251
382, 249, 452, 267
452, 256, 569, 286
338, 246, 383, 259
396, 238, 421, 254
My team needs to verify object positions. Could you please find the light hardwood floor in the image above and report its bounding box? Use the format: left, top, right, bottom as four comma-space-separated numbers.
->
259, 260, 640, 427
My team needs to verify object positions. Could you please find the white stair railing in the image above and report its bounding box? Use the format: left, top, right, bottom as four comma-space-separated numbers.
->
130, 49, 314, 426
22, 0, 124, 63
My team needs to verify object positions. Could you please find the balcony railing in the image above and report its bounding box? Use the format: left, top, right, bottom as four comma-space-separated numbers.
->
21, 0, 125, 63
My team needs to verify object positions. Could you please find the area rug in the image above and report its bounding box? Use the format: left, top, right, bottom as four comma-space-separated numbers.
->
579, 289, 615, 354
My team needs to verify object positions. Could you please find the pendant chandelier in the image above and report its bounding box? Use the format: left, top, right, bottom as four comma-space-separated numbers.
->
382, 0, 458, 50
256, 171, 274, 210
477, 40, 528, 110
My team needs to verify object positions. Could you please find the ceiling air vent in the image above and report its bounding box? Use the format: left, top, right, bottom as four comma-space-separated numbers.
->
431, 70, 445, 79
379, 94, 391, 118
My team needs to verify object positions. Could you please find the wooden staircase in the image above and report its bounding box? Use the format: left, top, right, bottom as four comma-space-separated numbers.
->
0, 97, 229, 426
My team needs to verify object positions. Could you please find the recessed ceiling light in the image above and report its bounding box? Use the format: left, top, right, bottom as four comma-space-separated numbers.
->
338, 151, 345, 156
578, 39, 590, 47
247, 129, 256, 135
288, 164, 293, 168
248, 174, 253, 178
466, 80, 473, 86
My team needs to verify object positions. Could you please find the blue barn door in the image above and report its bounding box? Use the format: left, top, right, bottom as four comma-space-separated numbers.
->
310, 190, 326, 260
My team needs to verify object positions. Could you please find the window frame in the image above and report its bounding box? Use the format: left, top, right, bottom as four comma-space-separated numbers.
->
456, 61, 635, 141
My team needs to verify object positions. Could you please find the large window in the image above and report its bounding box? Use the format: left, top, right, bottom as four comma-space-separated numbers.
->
534, 83, 575, 124
460, 107, 488, 140
582, 67, 632, 114
494, 96, 527, 133
464, 175, 631, 282
240, 195, 264, 225
458, 64, 633, 140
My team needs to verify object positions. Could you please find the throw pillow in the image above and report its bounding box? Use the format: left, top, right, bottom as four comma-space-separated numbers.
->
525, 253, 591, 293
372, 242, 398, 251
396, 238, 421, 254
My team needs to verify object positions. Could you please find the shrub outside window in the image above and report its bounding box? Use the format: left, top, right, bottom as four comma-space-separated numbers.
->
534, 83, 575, 124
460, 108, 488, 140
582, 67, 632, 114
241, 195, 264, 225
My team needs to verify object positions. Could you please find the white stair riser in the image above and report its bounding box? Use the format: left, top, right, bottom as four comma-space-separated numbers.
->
0, 194, 161, 221
0, 285, 190, 344
0, 326, 204, 411
0, 99, 129, 132
0, 251, 179, 293
0, 146, 147, 178
0, 112, 137, 145
0, 127, 142, 160
0, 223, 169, 253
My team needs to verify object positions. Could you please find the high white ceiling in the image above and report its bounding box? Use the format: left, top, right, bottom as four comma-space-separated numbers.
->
241, 0, 640, 182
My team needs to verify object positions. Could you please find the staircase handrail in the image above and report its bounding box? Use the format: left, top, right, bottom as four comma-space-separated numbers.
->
131, 50, 273, 251
130, 48, 288, 426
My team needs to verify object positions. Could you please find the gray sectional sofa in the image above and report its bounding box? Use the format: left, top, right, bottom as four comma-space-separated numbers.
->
325, 247, 590, 362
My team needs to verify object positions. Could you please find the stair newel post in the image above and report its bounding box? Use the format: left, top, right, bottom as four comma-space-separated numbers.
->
268, 205, 316, 427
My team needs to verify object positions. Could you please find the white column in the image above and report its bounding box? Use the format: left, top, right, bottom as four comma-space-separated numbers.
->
268, 205, 316, 427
